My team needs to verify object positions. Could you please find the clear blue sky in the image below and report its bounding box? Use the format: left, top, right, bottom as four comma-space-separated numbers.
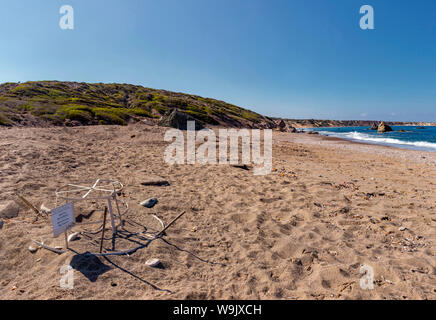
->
0, 0, 435, 121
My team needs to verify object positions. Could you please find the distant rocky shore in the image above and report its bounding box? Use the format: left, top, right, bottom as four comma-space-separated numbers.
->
273, 119, 436, 131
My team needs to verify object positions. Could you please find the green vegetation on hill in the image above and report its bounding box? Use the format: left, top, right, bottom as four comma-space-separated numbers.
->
0, 81, 272, 127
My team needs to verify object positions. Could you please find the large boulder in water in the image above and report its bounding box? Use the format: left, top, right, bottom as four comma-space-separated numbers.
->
158, 109, 204, 130
378, 122, 393, 133
370, 123, 378, 130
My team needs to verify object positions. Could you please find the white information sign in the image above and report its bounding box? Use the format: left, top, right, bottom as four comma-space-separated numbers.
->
51, 202, 75, 238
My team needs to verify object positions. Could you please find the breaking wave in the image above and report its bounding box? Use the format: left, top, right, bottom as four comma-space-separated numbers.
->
317, 131, 436, 151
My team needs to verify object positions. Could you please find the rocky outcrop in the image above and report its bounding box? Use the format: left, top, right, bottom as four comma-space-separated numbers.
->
377, 122, 393, 133
288, 126, 297, 133
277, 120, 287, 132
275, 119, 297, 132
158, 109, 204, 130
274, 119, 436, 129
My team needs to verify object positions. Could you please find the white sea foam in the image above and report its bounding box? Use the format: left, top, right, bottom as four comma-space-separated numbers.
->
317, 131, 436, 150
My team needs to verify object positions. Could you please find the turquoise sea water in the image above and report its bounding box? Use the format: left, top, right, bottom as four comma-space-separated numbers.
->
306, 126, 436, 152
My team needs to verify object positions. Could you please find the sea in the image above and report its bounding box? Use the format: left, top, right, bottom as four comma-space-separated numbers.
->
305, 126, 436, 152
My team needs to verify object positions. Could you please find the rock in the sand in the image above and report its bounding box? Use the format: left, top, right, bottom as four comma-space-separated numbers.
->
140, 175, 169, 186
231, 164, 250, 171
28, 246, 38, 253
140, 198, 158, 208
158, 109, 204, 131
377, 122, 393, 133
145, 258, 162, 268
67, 232, 80, 242
0, 201, 20, 218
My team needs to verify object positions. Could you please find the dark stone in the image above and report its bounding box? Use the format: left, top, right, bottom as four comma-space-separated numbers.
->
158, 109, 204, 130
377, 122, 393, 133
140, 197, 158, 208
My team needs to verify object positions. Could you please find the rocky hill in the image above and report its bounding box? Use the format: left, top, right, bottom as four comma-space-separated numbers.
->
0, 81, 434, 129
0, 81, 275, 128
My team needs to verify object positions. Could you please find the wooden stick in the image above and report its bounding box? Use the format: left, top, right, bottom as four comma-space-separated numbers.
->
16, 194, 40, 216
156, 211, 186, 237
31, 240, 65, 254
99, 207, 108, 253
64, 231, 69, 250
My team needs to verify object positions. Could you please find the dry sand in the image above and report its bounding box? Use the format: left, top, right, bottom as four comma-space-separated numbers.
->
0, 124, 435, 300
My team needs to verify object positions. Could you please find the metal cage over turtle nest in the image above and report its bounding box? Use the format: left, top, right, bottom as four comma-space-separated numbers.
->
55, 179, 126, 234
50, 178, 185, 256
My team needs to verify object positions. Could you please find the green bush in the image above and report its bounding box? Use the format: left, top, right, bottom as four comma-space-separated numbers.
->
93, 108, 126, 125
127, 108, 157, 118
31, 105, 58, 116
184, 110, 219, 125
166, 97, 188, 109
152, 94, 167, 103
136, 92, 154, 101
0, 113, 9, 125
152, 103, 170, 115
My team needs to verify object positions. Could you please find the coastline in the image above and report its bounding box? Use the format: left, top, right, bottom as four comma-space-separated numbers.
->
275, 131, 436, 166
275, 133, 436, 165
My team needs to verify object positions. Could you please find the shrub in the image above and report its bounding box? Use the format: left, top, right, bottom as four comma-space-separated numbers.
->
152, 94, 167, 103
93, 108, 127, 125
166, 97, 188, 109
31, 105, 59, 116
0, 113, 9, 125
152, 103, 170, 115
184, 110, 219, 125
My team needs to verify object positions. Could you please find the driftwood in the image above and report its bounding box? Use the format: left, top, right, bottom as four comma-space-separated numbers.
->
16, 194, 41, 217
156, 211, 186, 237
31, 239, 65, 254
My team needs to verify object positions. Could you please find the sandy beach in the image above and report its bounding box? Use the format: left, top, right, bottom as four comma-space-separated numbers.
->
0, 123, 435, 300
